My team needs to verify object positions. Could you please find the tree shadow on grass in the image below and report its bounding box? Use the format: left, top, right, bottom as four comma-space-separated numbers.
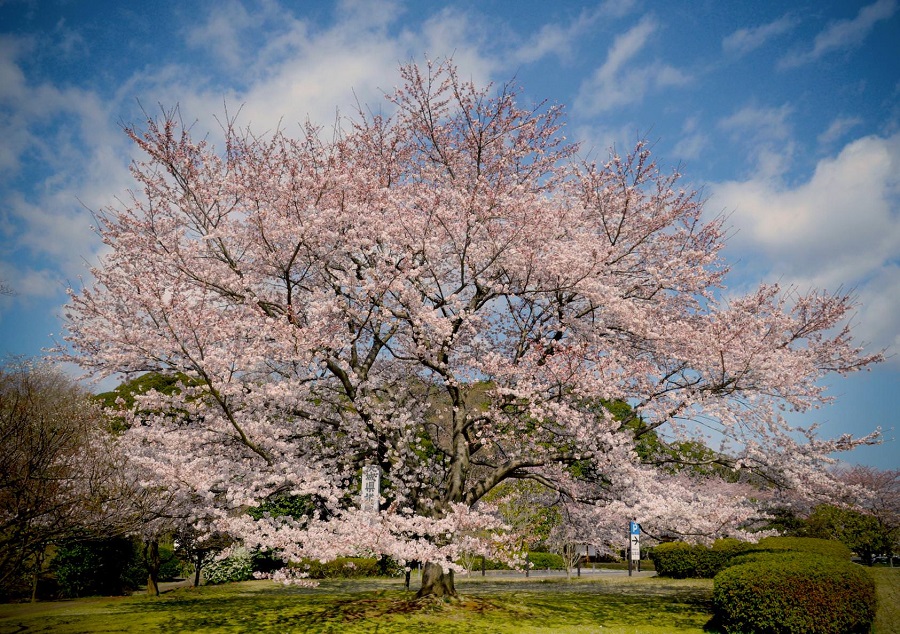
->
128, 589, 512, 633
508, 589, 713, 631
120, 578, 717, 633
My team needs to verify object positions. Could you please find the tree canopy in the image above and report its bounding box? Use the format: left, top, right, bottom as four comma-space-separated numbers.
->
0, 361, 131, 598
64, 60, 882, 594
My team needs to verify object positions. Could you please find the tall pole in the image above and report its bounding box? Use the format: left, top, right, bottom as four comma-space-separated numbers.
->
628, 520, 640, 577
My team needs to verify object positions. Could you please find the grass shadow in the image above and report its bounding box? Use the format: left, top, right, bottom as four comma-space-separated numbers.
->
1, 577, 719, 633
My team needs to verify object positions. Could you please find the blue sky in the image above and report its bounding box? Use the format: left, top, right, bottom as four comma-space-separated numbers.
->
1, 0, 897, 469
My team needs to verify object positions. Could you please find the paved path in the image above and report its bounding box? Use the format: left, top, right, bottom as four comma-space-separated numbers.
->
131, 568, 656, 595
436, 567, 656, 580
130, 578, 194, 596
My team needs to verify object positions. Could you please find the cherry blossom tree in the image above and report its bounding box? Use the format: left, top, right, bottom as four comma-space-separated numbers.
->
829, 466, 899, 565
837, 467, 899, 533
0, 361, 137, 600
97, 373, 223, 594
64, 60, 882, 597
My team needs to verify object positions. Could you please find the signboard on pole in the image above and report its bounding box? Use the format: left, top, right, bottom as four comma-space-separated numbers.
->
576, 545, 597, 557
629, 521, 640, 561
360, 465, 380, 513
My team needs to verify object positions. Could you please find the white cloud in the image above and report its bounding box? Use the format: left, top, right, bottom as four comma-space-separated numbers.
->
672, 132, 707, 161
572, 121, 648, 162
717, 104, 795, 177
0, 34, 133, 311
672, 116, 708, 161
710, 133, 900, 357
855, 264, 900, 354
779, 0, 897, 69
575, 16, 690, 115
185, 0, 260, 70
722, 14, 797, 57
514, 18, 586, 64
0, 263, 62, 300
718, 104, 793, 141
512, 1, 636, 64
596, 0, 639, 19
0, 36, 41, 174
4, 188, 108, 284
1, 0, 505, 317
817, 116, 863, 147
137, 2, 498, 136
184, 0, 411, 84
415, 8, 498, 85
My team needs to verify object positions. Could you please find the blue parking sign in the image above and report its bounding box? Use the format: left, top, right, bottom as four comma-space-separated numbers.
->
630, 521, 640, 535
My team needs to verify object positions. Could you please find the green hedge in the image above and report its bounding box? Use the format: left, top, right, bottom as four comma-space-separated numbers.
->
592, 561, 656, 571
453, 552, 565, 571
299, 557, 388, 578
527, 552, 566, 570
713, 552, 876, 634
300, 553, 564, 576
752, 536, 852, 560
479, 557, 513, 571
650, 539, 749, 579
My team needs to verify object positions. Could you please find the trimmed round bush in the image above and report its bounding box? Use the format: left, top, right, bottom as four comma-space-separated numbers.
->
649, 542, 696, 578
713, 552, 876, 634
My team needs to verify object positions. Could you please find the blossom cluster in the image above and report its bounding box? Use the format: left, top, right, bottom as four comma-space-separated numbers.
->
65, 60, 881, 571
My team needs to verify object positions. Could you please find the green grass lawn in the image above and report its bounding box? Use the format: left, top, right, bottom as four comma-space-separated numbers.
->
871, 567, 900, 634
0, 568, 896, 633
0, 575, 712, 634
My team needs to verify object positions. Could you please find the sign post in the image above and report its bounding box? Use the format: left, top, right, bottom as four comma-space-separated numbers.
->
360, 465, 380, 514
628, 521, 640, 576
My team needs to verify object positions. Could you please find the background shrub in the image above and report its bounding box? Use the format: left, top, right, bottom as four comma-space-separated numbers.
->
649, 542, 695, 578
713, 551, 876, 634
121, 541, 190, 589
752, 536, 852, 560
50, 537, 138, 597
471, 557, 512, 571
584, 560, 656, 571
527, 552, 566, 570
650, 539, 749, 579
299, 557, 381, 578
159, 544, 186, 581
203, 547, 255, 585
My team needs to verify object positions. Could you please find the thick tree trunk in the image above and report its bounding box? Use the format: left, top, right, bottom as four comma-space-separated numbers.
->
193, 552, 203, 587
30, 548, 45, 603
416, 562, 457, 598
145, 539, 161, 596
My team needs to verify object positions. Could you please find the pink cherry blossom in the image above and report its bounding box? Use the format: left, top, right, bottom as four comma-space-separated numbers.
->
64, 59, 882, 594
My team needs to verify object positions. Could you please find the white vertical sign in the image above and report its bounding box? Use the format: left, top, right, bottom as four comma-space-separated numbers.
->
360, 465, 380, 513
630, 521, 640, 561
